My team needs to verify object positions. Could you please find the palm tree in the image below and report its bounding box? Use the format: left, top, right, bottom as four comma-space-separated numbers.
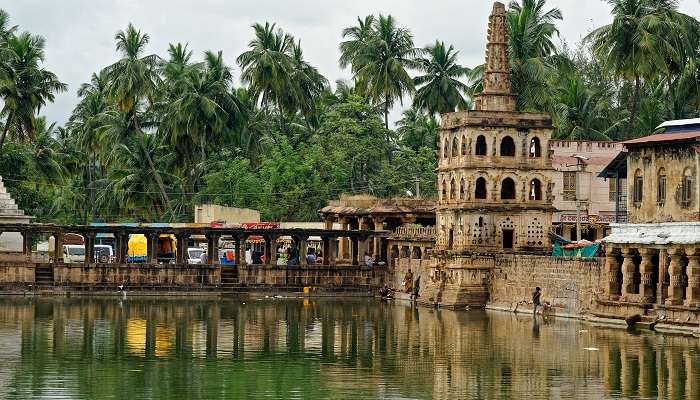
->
237, 22, 294, 110
103, 23, 174, 216
396, 107, 438, 150
352, 15, 417, 128
507, 0, 562, 111
339, 15, 376, 73
284, 40, 328, 130
0, 9, 17, 44
413, 41, 471, 115
587, 0, 681, 136
0, 32, 66, 153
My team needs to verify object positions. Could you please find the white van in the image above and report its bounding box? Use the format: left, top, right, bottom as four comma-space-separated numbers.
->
187, 247, 205, 264
94, 244, 114, 263
63, 245, 85, 263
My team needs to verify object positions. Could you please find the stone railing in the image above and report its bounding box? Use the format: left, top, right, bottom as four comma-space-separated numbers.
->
390, 226, 436, 240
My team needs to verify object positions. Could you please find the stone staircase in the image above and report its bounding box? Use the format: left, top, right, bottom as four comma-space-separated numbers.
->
34, 264, 54, 285
0, 177, 28, 217
220, 266, 240, 291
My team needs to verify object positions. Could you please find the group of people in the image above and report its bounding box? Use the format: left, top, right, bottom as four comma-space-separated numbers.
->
378, 269, 421, 300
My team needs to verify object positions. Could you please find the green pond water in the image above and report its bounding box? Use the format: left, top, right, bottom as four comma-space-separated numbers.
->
0, 297, 697, 399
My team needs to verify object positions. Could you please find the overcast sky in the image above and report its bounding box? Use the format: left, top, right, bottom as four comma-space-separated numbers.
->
3, 0, 700, 127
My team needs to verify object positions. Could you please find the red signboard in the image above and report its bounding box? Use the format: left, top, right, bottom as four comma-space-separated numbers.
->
241, 222, 280, 229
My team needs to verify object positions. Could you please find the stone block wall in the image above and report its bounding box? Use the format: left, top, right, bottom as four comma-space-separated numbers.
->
53, 263, 220, 289
0, 262, 34, 283
236, 264, 386, 290
488, 255, 604, 314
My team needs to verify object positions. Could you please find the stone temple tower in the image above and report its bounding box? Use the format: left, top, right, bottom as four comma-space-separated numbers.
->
435, 1, 555, 255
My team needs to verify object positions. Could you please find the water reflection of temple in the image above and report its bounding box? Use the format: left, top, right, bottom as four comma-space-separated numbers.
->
0, 299, 698, 399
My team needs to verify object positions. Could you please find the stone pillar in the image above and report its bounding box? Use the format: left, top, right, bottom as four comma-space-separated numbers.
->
84, 233, 95, 265
147, 232, 158, 264
268, 235, 279, 265
54, 231, 64, 263
350, 237, 359, 266
657, 248, 668, 305
357, 237, 368, 266
206, 233, 219, 265
639, 248, 655, 302
299, 236, 308, 266
620, 247, 637, 301
234, 237, 243, 266
328, 238, 337, 265
684, 250, 700, 307
114, 232, 126, 264
372, 218, 384, 260
322, 236, 331, 266
338, 220, 348, 261
176, 233, 188, 264
22, 230, 32, 262
605, 248, 621, 300
666, 248, 684, 305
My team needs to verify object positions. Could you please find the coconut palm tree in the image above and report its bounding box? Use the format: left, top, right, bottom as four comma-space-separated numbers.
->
396, 107, 438, 150
587, 0, 681, 136
284, 40, 328, 130
413, 41, 471, 115
339, 15, 376, 73
0, 32, 66, 153
352, 14, 418, 129
103, 23, 174, 216
237, 22, 295, 110
507, 0, 562, 111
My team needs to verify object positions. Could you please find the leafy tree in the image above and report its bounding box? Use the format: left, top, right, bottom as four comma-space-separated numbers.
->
396, 107, 438, 151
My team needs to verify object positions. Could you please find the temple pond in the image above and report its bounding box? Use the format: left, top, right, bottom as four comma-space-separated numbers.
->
0, 297, 697, 399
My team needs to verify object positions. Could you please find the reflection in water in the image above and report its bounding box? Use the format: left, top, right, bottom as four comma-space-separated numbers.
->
0, 298, 697, 399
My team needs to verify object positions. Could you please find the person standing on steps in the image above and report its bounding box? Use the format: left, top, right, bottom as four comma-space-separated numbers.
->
532, 287, 542, 316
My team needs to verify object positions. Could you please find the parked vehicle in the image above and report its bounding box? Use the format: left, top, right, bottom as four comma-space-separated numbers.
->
125, 234, 177, 263
94, 244, 114, 263
187, 247, 205, 264
63, 244, 86, 263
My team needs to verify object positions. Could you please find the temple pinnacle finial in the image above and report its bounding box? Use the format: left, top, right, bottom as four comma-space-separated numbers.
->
474, 1, 516, 112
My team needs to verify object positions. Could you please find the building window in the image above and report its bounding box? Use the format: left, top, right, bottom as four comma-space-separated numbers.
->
451, 138, 459, 158
500, 136, 515, 157
450, 178, 456, 200
563, 172, 576, 201
529, 137, 541, 158
501, 178, 516, 200
633, 169, 643, 203
441, 180, 447, 200
608, 178, 617, 202
682, 169, 693, 206
443, 140, 448, 159
461, 136, 467, 156
475, 135, 487, 156
475, 177, 487, 199
657, 168, 666, 204
529, 179, 542, 200
459, 178, 465, 200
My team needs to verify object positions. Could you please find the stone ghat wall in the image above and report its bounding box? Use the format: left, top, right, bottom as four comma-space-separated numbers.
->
53, 263, 221, 289
0, 262, 34, 283
488, 255, 605, 314
236, 264, 386, 290
390, 258, 436, 292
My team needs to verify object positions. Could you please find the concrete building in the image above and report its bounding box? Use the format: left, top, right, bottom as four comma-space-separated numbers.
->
551, 140, 624, 241
194, 204, 260, 225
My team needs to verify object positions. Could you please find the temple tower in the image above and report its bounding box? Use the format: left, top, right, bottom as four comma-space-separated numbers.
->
436, 2, 555, 256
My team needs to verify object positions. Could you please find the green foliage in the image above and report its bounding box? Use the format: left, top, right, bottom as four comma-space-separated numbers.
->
1, 2, 700, 224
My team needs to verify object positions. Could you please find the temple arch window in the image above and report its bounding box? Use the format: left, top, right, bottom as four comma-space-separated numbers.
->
501, 177, 516, 200
633, 169, 643, 203
443, 139, 449, 159
475, 135, 487, 156
529, 179, 542, 200
459, 178, 465, 200
475, 177, 487, 200
461, 136, 467, 155
529, 137, 541, 158
657, 167, 666, 204
450, 178, 456, 200
451, 138, 459, 158
681, 168, 693, 206
500, 136, 515, 157
441, 180, 447, 201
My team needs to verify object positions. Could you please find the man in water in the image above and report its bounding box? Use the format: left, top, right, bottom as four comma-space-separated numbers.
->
532, 287, 542, 316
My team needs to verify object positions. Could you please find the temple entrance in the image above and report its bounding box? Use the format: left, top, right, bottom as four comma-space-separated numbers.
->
502, 230, 514, 249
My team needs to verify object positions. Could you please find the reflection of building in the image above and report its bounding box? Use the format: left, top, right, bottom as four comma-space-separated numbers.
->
436, 2, 554, 254
601, 118, 700, 319
551, 140, 624, 241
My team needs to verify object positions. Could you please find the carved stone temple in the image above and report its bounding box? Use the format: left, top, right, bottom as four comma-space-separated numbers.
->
423, 2, 556, 307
